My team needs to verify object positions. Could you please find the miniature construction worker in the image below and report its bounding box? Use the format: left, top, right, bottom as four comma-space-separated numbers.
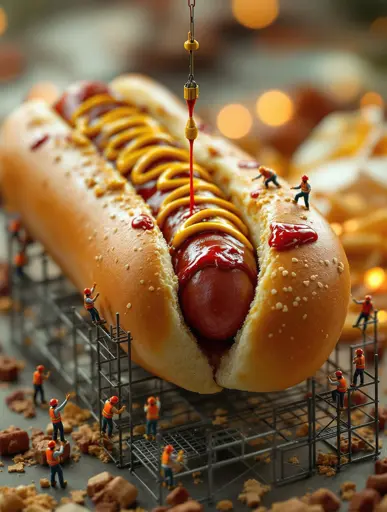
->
14, 250, 28, 278
7, 218, 22, 242
291, 175, 311, 210
161, 445, 184, 490
252, 166, 281, 189
353, 295, 374, 332
49, 393, 71, 443
144, 396, 161, 440
46, 440, 67, 489
101, 396, 126, 438
328, 370, 347, 409
84, 283, 105, 324
352, 348, 365, 387
32, 365, 51, 405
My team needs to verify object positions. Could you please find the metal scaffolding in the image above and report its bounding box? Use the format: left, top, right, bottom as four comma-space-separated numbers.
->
7, 229, 381, 505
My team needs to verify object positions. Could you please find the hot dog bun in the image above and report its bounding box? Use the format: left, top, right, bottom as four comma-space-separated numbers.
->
0, 75, 351, 393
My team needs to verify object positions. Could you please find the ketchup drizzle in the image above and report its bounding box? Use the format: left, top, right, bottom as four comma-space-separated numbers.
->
131, 214, 154, 231
186, 98, 197, 217
30, 134, 50, 151
269, 222, 318, 251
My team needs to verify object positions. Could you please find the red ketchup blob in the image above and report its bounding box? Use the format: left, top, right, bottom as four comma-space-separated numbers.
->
250, 190, 261, 199
269, 222, 318, 251
238, 160, 260, 169
30, 134, 50, 151
131, 214, 154, 231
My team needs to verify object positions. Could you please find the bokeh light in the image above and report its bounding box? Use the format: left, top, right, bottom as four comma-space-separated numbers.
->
370, 17, 387, 36
217, 104, 253, 139
330, 223, 343, 236
0, 8, 8, 36
26, 82, 60, 104
232, 0, 279, 30
379, 310, 387, 324
360, 92, 384, 109
364, 267, 386, 291
256, 90, 294, 127
327, 79, 362, 103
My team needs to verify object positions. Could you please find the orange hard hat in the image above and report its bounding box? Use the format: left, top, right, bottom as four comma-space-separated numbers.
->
47, 440, 56, 449
147, 396, 156, 405
335, 370, 343, 378
356, 348, 364, 356
8, 219, 21, 232
365, 295, 372, 301
37, 365, 45, 372
164, 445, 174, 453
84, 288, 91, 295
302, 175, 309, 181
50, 398, 58, 407
110, 396, 119, 404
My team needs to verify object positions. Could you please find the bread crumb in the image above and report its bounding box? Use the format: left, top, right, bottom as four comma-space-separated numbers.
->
40, 478, 50, 488
216, 500, 233, 511
324, 260, 330, 266
149, 286, 155, 292
293, 302, 299, 307
310, 275, 317, 281
140, 280, 145, 285
288, 456, 300, 465
125, 264, 130, 270
276, 302, 283, 310
282, 270, 289, 277
283, 287, 288, 292
8, 462, 25, 473
312, 291, 317, 296
279, 267, 284, 272
317, 282, 323, 288
268, 334, 273, 338
303, 314, 307, 320
304, 264, 309, 268
303, 281, 310, 287
303, 297, 308, 302
292, 258, 298, 263
333, 257, 338, 264
283, 306, 288, 312
291, 272, 296, 277
271, 271, 277, 279
126, 303, 132, 309
325, 284, 329, 289
271, 289, 277, 295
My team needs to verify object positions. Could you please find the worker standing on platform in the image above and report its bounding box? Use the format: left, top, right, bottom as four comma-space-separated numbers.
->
32, 365, 50, 405
353, 295, 374, 332
49, 393, 71, 443
8, 218, 22, 242
46, 440, 67, 489
144, 396, 160, 441
101, 396, 126, 439
352, 348, 365, 387
14, 249, 28, 278
291, 175, 311, 210
328, 370, 347, 408
161, 445, 184, 490
252, 166, 281, 189
84, 283, 105, 325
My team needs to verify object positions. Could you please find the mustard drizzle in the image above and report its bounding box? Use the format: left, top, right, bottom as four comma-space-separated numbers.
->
71, 93, 253, 251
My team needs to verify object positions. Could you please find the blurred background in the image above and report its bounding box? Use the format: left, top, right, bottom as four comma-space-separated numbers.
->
0, 0, 387, 347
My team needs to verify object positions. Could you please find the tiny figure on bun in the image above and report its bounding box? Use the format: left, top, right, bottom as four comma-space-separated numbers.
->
328, 370, 347, 409
101, 395, 126, 439
83, 283, 105, 325
291, 175, 311, 210
352, 295, 374, 333
46, 440, 67, 489
14, 249, 28, 278
32, 365, 51, 405
351, 348, 365, 387
49, 393, 71, 443
144, 396, 160, 441
252, 166, 281, 189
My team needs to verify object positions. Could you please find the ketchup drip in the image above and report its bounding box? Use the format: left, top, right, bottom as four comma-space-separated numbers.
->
30, 134, 50, 151
269, 222, 318, 251
131, 214, 154, 231
186, 97, 197, 217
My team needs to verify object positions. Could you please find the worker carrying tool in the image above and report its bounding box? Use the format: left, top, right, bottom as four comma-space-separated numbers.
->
328, 370, 347, 409
252, 166, 281, 189
352, 348, 365, 387
7, 218, 22, 242
101, 395, 126, 439
353, 295, 374, 332
291, 175, 311, 210
161, 445, 184, 490
32, 365, 51, 405
46, 440, 67, 489
49, 393, 71, 443
14, 250, 28, 278
83, 283, 105, 324
144, 396, 161, 441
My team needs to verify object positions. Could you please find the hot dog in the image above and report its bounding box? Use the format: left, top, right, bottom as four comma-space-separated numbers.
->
0, 75, 350, 394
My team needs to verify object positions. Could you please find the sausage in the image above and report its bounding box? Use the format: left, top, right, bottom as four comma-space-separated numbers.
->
54, 81, 257, 342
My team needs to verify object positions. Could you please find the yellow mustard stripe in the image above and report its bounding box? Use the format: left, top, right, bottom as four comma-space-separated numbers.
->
72, 93, 254, 251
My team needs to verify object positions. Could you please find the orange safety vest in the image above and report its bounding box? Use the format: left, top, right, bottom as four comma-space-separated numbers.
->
362, 301, 373, 315
33, 371, 43, 385
301, 181, 310, 193
49, 407, 61, 424
337, 377, 347, 393
102, 400, 114, 419
260, 168, 274, 179
162, 451, 170, 466
9, 220, 21, 234
84, 296, 94, 310
146, 404, 159, 420
14, 253, 27, 267
46, 448, 59, 466
355, 356, 365, 369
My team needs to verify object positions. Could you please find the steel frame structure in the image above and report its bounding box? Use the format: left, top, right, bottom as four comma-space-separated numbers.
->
6, 231, 380, 505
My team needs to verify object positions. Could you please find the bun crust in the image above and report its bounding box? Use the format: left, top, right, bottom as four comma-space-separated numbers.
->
0, 75, 351, 393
